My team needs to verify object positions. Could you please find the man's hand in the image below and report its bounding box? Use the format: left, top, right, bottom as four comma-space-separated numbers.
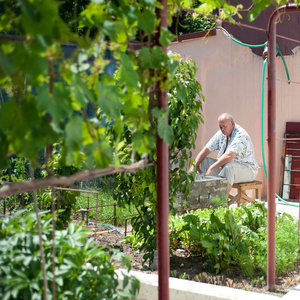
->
206, 166, 214, 176
189, 147, 211, 173
206, 151, 237, 176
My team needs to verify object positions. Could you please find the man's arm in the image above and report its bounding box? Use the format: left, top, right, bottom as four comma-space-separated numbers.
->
189, 146, 211, 172
206, 151, 237, 175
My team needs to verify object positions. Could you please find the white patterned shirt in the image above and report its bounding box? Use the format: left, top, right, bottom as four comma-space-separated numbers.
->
205, 124, 258, 171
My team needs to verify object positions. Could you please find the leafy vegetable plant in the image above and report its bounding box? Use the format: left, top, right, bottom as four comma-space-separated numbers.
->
0, 211, 139, 300
169, 200, 300, 278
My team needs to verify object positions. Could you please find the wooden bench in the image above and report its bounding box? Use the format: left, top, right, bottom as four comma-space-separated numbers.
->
228, 180, 262, 206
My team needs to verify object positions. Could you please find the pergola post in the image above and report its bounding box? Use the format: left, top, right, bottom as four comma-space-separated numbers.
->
156, 1, 170, 300
266, 4, 300, 291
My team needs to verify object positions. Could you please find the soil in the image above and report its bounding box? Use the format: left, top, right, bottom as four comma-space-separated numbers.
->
77, 219, 300, 298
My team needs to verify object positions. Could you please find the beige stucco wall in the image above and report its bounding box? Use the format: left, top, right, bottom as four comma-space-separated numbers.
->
169, 30, 300, 198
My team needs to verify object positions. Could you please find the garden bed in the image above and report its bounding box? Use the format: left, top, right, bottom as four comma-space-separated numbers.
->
71, 199, 300, 296
84, 221, 300, 298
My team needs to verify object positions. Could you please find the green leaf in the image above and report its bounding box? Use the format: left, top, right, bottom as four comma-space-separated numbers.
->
21, 0, 42, 23
82, 122, 93, 146
0, 47, 15, 75
138, 8, 155, 35
149, 182, 155, 193
0, 132, 9, 168
56, 277, 63, 287
168, 58, 179, 78
159, 27, 174, 47
142, 180, 147, 189
182, 214, 200, 227
103, 20, 118, 39
150, 46, 167, 69
0, 97, 56, 158
120, 53, 139, 89
190, 224, 202, 240
12, 44, 48, 85
70, 80, 89, 109
138, 47, 150, 68
65, 116, 82, 163
121, 255, 131, 270
36, 82, 73, 125
96, 81, 123, 118
152, 107, 174, 145
85, 140, 112, 168
201, 238, 214, 251
132, 130, 151, 153
248, 1, 272, 22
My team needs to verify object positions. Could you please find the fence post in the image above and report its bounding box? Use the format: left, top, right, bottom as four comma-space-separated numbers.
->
57, 190, 60, 211
113, 203, 117, 227
87, 196, 89, 224
96, 192, 99, 228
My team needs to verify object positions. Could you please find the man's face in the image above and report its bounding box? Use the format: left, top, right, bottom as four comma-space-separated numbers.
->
218, 118, 234, 137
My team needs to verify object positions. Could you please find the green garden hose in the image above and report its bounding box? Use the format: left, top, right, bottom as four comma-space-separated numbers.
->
227, 34, 267, 48
277, 47, 290, 84
88, 222, 125, 235
261, 59, 299, 207
216, 27, 290, 84
261, 58, 268, 180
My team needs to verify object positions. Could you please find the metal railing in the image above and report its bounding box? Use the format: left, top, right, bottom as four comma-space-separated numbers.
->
0, 186, 136, 236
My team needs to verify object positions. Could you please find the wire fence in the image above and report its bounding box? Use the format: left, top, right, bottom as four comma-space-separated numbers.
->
0, 183, 137, 236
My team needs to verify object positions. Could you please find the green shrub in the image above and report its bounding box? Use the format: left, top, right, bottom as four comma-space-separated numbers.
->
24, 189, 79, 229
0, 211, 139, 300
275, 212, 299, 274
169, 200, 300, 278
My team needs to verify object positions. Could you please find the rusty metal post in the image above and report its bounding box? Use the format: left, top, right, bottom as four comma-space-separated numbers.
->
156, 1, 169, 300
57, 190, 60, 211
113, 203, 117, 227
156, 93, 170, 300
266, 8, 277, 292
267, 4, 300, 291
96, 192, 99, 226
87, 197, 89, 224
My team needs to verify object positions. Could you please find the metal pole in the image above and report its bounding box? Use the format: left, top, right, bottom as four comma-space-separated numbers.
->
156, 94, 169, 300
156, 1, 169, 300
96, 192, 98, 226
267, 4, 300, 291
87, 197, 89, 224
113, 203, 117, 227
266, 8, 277, 292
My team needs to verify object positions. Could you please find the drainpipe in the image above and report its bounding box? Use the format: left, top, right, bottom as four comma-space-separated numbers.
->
156, 1, 169, 300
267, 3, 300, 291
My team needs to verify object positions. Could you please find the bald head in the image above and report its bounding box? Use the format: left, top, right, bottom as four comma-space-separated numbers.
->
218, 113, 235, 137
218, 113, 234, 123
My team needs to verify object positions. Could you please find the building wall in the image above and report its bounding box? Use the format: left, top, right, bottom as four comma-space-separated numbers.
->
169, 30, 300, 198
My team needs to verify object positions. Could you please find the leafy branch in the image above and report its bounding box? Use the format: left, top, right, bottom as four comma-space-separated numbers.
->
0, 158, 154, 197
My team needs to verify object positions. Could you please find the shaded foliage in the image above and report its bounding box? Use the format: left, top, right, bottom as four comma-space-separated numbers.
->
0, 211, 139, 299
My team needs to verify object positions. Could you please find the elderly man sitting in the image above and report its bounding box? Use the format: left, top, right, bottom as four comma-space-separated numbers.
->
190, 113, 259, 196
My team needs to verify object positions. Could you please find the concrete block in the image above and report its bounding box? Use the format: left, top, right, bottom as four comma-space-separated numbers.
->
116, 269, 281, 300
281, 283, 300, 300
176, 175, 227, 211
